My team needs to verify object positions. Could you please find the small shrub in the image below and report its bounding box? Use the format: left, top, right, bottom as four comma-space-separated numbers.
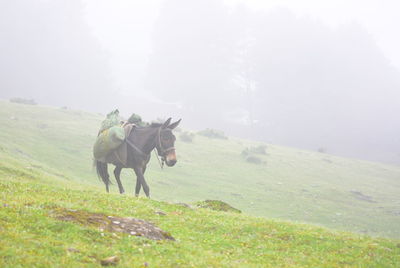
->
197, 128, 227, 139
245, 155, 264, 164
250, 145, 267, 154
241, 145, 267, 156
195, 200, 241, 213
180, 131, 194, 143
10, 97, 37, 105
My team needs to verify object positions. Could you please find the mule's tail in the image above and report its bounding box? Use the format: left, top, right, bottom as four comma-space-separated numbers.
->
95, 160, 112, 192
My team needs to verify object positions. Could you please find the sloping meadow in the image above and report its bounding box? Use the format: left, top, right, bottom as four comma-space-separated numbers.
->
1, 100, 400, 240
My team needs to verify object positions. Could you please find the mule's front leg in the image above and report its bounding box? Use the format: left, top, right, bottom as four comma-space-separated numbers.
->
134, 175, 141, 197
133, 166, 150, 198
142, 177, 150, 198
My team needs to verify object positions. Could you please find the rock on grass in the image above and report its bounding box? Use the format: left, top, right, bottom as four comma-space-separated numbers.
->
52, 208, 175, 240
100, 256, 119, 266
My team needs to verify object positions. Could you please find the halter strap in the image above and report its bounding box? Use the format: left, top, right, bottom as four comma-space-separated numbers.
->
157, 127, 175, 155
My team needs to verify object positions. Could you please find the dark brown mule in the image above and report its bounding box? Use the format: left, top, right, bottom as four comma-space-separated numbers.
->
95, 118, 181, 198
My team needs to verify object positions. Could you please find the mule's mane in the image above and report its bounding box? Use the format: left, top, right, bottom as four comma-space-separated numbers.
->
149, 122, 163, 128
132, 122, 162, 129
134, 121, 174, 129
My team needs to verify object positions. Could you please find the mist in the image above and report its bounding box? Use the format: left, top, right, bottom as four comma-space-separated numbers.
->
1, 0, 399, 164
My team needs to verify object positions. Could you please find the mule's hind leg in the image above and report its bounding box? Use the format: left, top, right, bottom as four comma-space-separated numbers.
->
104, 165, 110, 193
114, 167, 125, 194
96, 161, 110, 193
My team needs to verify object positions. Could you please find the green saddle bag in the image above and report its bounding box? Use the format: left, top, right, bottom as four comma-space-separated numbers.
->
93, 126, 125, 160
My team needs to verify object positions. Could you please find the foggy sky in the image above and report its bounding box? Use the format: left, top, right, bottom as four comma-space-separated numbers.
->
83, 0, 400, 93
1, 0, 399, 164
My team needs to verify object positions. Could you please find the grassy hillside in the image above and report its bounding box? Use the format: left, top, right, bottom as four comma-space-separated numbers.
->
0, 100, 400, 240
1, 159, 400, 267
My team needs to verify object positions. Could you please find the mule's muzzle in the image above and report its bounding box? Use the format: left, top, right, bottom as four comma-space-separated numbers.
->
164, 151, 177, 167
166, 159, 177, 167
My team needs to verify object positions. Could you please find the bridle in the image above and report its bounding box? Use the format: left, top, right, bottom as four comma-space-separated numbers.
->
125, 125, 175, 169
156, 126, 176, 157
154, 127, 176, 169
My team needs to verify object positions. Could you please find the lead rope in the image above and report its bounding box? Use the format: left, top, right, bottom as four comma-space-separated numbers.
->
154, 149, 164, 169
155, 126, 164, 169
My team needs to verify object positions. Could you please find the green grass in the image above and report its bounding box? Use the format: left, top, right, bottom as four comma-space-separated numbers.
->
1, 166, 399, 267
0, 99, 399, 242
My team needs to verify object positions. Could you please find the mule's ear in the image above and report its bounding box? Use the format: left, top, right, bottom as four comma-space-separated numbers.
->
162, 118, 172, 129
168, 119, 181, 130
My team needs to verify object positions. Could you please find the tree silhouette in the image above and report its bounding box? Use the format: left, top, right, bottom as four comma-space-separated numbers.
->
0, 0, 114, 111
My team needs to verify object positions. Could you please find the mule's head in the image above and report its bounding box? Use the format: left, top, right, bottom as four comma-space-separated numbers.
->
156, 118, 181, 167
